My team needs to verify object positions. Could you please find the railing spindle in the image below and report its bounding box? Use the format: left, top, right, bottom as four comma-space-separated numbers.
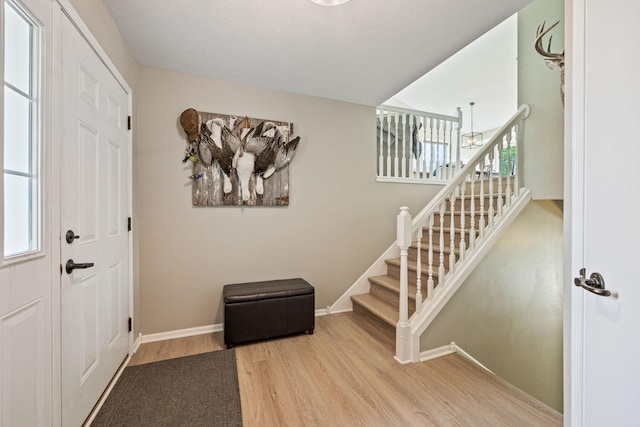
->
415, 226, 423, 312
394, 112, 399, 178
469, 170, 476, 250
488, 151, 495, 227
506, 130, 512, 207
378, 110, 384, 177
459, 181, 466, 261
449, 189, 456, 273
438, 202, 446, 287
479, 158, 486, 238
497, 139, 504, 218
427, 214, 434, 301
401, 114, 407, 178
386, 113, 392, 177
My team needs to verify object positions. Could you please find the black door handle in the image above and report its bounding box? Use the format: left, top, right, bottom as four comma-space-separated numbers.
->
66, 259, 95, 274
65, 230, 80, 244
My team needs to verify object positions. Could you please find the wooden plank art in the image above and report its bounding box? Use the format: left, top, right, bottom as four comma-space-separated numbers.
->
179, 109, 300, 206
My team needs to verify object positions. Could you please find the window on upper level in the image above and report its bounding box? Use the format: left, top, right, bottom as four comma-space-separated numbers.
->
3, 0, 41, 259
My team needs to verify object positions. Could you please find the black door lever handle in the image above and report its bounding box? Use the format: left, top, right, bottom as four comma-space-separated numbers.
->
66, 259, 95, 274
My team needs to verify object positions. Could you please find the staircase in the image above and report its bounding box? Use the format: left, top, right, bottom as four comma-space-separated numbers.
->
343, 105, 532, 363
351, 177, 513, 332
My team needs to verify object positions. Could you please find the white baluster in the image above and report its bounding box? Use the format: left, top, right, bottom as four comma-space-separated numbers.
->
488, 151, 495, 227
438, 202, 446, 288
415, 226, 423, 312
514, 125, 521, 198
401, 114, 407, 178
469, 170, 476, 251
479, 158, 486, 238
427, 214, 434, 301
378, 110, 384, 177
459, 181, 466, 261
394, 112, 399, 178
386, 113, 392, 177
428, 117, 435, 179
447, 120, 453, 180
449, 189, 456, 273
497, 139, 504, 218
505, 130, 513, 207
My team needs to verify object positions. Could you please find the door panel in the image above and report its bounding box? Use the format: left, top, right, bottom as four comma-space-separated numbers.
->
571, 0, 640, 424
59, 10, 130, 426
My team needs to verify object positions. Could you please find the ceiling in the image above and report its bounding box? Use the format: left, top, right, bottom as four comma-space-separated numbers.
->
388, 14, 518, 133
103, 0, 531, 107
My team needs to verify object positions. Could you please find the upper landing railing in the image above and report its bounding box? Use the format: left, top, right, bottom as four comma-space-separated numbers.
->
376, 105, 462, 184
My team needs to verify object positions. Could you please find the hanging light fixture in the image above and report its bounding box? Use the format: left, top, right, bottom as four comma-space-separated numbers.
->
461, 102, 483, 149
309, 0, 351, 5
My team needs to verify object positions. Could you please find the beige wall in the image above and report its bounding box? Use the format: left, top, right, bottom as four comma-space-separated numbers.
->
67, 0, 141, 336
137, 66, 440, 334
518, 0, 565, 199
420, 200, 563, 411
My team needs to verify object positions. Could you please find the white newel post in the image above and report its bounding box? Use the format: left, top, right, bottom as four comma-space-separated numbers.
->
395, 207, 413, 364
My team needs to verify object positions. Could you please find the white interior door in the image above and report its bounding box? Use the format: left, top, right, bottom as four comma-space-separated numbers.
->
59, 10, 130, 426
570, 0, 640, 424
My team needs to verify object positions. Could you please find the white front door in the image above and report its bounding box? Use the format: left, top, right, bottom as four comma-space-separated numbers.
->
0, 0, 53, 425
569, 0, 640, 424
58, 10, 130, 426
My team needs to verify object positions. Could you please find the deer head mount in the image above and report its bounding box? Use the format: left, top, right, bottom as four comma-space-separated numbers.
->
535, 20, 565, 105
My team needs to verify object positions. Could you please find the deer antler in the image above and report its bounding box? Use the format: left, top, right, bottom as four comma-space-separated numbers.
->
535, 20, 565, 105
535, 21, 564, 62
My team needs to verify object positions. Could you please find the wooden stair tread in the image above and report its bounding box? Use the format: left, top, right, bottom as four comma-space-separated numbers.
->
369, 275, 417, 300
351, 293, 397, 327
385, 258, 443, 275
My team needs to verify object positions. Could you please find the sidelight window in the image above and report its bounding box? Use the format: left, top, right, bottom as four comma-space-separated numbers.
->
3, 0, 40, 258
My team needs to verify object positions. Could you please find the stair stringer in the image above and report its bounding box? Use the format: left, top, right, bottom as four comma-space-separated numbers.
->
405, 188, 532, 363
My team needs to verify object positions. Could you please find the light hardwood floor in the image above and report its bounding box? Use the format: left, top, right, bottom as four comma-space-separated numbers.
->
129, 312, 561, 426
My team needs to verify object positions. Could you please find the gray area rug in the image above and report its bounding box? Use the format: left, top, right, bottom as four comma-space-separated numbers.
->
91, 350, 242, 427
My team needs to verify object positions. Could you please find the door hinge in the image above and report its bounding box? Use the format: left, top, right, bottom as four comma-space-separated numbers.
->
128, 217, 132, 232
128, 317, 132, 333
127, 115, 132, 131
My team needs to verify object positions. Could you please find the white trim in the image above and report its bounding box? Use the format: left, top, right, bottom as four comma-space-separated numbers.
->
418, 342, 494, 374
315, 308, 330, 317
55, 0, 131, 94
452, 343, 493, 373
83, 355, 131, 427
330, 242, 399, 313
566, 0, 585, 424
132, 333, 142, 354
376, 177, 448, 186
141, 323, 224, 344
418, 343, 456, 362
140, 308, 331, 344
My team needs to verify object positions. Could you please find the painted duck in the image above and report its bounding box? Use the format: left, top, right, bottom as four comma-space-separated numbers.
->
199, 118, 242, 194
251, 123, 301, 195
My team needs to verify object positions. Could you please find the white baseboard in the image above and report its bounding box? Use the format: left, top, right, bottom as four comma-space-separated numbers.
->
419, 343, 457, 362
315, 308, 330, 317
141, 323, 224, 344
140, 310, 331, 344
133, 333, 142, 354
419, 342, 494, 374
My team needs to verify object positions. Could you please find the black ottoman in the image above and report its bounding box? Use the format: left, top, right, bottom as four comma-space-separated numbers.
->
223, 278, 315, 348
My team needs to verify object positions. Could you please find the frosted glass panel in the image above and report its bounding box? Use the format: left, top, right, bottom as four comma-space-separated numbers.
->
4, 174, 31, 256
4, 2, 32, 94
4, 87, 31, 173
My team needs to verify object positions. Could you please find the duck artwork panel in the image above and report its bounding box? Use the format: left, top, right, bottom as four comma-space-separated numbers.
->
179, 108, 301, 206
